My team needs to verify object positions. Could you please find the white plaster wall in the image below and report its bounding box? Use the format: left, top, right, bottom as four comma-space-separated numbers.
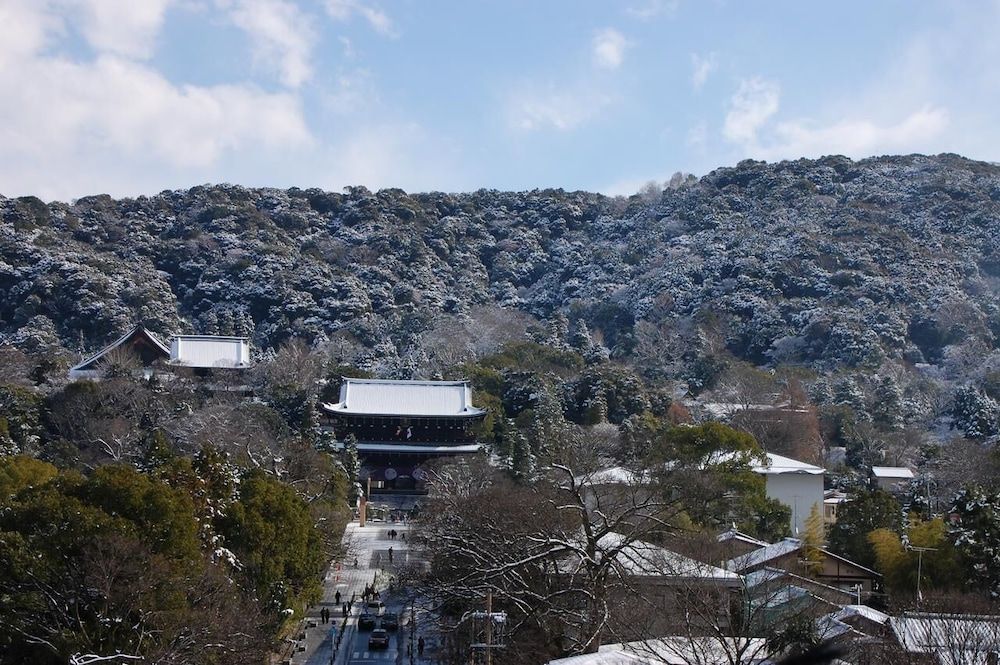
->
764, 473, 824, 535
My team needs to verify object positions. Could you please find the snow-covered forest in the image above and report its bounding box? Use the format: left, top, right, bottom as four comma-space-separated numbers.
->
3, 153, 1000, 448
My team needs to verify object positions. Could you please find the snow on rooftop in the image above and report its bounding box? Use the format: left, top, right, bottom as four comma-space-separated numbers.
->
831, 604, 890, 625
547, 637, 769, 665
890, 613, 1000, 665
323, 378, 486, 418
169, 335, 251, 368
726, 537, 802, 572
717, 528, 770, 549
595, 533, 741, 581
871, 466, 915, 479
582, 466, 646, 486
754, 452, 824, 475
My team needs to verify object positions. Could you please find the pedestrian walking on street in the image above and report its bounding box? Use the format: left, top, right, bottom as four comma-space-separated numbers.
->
320, 607, 326, 624
388, 547, 393, 564
418, 636, 425, 656
335, 590, 341, 605
342, 603, 348, 617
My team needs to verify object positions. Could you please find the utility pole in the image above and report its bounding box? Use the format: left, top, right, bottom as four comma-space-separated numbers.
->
409, 599, 416, 665
910, 545, 937, 602
468, 592, 505, 665
485, 592, 492, 665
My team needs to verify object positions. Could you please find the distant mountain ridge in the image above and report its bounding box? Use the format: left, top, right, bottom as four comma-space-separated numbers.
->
2, 154, 999, 407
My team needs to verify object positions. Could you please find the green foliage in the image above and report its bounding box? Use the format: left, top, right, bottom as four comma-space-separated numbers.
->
645, 422, 777, 536
0, 455, 58, 496
481, 341, 584, 375
76, 465, 201, 564
220, 469, 325, 610
827, 490, 902, 569
564, 364, 652, 425
263, 383, 316, 436
948, 485, 1000, 596
0, 385, 43, 454
869, 518, 963, 595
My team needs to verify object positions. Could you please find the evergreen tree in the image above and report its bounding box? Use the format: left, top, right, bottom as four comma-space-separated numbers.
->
834, 376, 869, 421
507, 420, 535, 484
952, 386, 1000, 440
948, 485, 1000, 597
828, 490, 902, 570
871, 375, 904, 431
530, 386, 576, 462
343, 433, 361, 504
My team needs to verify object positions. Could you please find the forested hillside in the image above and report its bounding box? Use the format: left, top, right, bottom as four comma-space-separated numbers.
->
3, 153, 1000, 451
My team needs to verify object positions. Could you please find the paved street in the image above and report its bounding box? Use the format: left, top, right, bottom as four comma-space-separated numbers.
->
293, 518, 426, 665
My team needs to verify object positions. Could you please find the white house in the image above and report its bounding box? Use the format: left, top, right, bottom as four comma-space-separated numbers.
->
753, 453, 825, 535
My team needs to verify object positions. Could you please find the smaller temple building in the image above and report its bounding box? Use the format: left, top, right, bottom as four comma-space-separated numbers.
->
68, 324, 252, 380
320, 378, 485, 493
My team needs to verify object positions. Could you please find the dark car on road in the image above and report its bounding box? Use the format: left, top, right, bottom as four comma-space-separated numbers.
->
368, 628, 390, 649
358, 612, 377, 630
380, 612, 399, 631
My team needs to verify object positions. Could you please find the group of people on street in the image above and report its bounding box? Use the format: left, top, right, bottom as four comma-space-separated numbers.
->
387, 528, 403, 540
362, 584, 380, 602
319, 607, 333, 624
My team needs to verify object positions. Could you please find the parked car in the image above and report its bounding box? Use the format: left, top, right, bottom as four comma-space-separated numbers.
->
358, 612, 376, 630
380, 612, 399, 631
366, 600, 385, 616
368, 628, 390, 649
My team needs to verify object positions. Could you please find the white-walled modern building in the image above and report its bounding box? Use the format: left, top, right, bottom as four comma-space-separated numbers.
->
753, 453, 825, 535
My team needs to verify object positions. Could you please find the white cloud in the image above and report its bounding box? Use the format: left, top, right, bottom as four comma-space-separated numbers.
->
690, 52, 716, 90
592, 28, 629, 70
225, 0, 316, 88
324, 0, 395, 37
723, 77, 780, 144
506, 84, 614, 132
755, 107, 950, 161
0, 4, 311, 200
75, 0, 174, 59
625, 0, 679, 20
0, 0, 60, 66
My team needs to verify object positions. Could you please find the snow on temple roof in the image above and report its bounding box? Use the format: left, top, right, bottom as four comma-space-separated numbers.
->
169, 335, 251, 369
69, 324, 170, 378
323, 378, 486, 418
754, 452, 825, 475
871, 466, 915, 479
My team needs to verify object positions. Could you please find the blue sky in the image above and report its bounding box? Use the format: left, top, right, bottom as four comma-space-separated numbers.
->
1, 0, 998, 201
